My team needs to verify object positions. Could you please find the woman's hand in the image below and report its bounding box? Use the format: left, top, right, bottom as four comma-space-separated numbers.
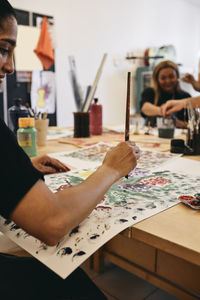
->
161, 99, 186, 117
181, 73, 200, 92
181, 73, 195, 84
31, 155, 70, 174
102, 141, 140, 179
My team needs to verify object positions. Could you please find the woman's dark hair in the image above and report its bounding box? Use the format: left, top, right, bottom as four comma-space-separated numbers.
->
0, 0, 16, 28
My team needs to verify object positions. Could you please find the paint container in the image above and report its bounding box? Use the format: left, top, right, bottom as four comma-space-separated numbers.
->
35, 118, 49, 146
8, 98, 29, 135
157, 117, 175, 139
89, 98, 102, 135
73, 112, 90, 138
17, 118, 37, 157
170, 139, 185, 153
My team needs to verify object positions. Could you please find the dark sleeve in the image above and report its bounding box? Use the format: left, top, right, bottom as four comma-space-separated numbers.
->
140, 87, 155, 117
0, 119, 44, 219
176, 89, 191, 99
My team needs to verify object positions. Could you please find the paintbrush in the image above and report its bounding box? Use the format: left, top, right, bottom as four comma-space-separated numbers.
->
125, 72, 131, 179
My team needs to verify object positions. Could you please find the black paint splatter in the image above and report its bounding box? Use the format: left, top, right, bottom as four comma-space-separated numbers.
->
57, 247, 73, 257
16, 232, 21, 238
145, 203, 156, 209
90, 234, 100, 240
132, 216, 137, 220
119, 219, 128, 223
73, 251, 86, 259
10, 224, 20, 231
69, 226, 79, 237
137, 208, 144, 211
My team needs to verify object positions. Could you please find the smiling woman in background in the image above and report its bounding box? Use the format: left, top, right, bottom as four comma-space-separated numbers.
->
140, 60, 191, 127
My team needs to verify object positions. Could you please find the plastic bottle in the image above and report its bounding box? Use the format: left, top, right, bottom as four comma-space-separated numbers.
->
8, 98, 29, 135
89, 98, 102, 135
17, 118, 37, 157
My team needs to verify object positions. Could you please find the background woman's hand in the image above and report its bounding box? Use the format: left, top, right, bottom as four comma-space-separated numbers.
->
181, 73, 195, 84
161, 99, 186, 116
181, 73, 200, 92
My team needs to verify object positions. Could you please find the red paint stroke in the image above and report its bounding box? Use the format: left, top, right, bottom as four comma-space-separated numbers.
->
140, 177, 171, 186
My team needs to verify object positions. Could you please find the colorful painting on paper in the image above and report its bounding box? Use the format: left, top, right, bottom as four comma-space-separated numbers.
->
49, 142, 179, 170
0, 168, 199, 279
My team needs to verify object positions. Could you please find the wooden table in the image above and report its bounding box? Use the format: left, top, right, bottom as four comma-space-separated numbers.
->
91, 134, 200, 300
39, 133, 200, 300
3, 131, 200, 299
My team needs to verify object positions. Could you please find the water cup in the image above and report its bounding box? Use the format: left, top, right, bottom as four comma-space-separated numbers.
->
157, 117, 175, 139
35, 118, 49, 146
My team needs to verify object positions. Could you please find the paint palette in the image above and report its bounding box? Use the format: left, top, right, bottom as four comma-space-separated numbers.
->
178, 194, 200, 210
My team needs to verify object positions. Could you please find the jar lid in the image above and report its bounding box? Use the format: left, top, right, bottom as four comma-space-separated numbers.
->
18, 117, 35, 128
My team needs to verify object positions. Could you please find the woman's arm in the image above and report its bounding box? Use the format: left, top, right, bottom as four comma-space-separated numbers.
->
141, 102, 162, 116
10, 142, 140, 246
162, 96, 200, 116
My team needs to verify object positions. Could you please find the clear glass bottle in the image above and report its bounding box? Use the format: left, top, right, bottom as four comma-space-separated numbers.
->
17, 118, 37, 157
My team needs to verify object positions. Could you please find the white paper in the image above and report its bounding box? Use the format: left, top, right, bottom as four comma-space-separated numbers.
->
47, 129, 72, 140
0, 166, 199, 279
49, 142, 180, 170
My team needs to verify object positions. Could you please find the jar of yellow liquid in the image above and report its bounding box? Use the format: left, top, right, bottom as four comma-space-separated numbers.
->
17, 118, 37, 157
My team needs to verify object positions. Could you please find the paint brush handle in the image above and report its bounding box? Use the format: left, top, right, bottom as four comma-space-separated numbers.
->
125, 72, 131, 179
125, 72, 131, 141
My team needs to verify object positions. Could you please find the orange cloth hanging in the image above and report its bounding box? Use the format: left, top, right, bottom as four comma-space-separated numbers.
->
34, 17, 54, 70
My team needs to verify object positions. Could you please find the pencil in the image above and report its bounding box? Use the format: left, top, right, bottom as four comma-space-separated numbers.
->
125, 72, 131, 179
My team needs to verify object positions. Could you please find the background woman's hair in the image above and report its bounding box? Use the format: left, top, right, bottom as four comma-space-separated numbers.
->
152, 60, 180, 106
0, 0, 16, 29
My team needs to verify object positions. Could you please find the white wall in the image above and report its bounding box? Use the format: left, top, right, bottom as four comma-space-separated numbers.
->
10, 0, 200, 126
